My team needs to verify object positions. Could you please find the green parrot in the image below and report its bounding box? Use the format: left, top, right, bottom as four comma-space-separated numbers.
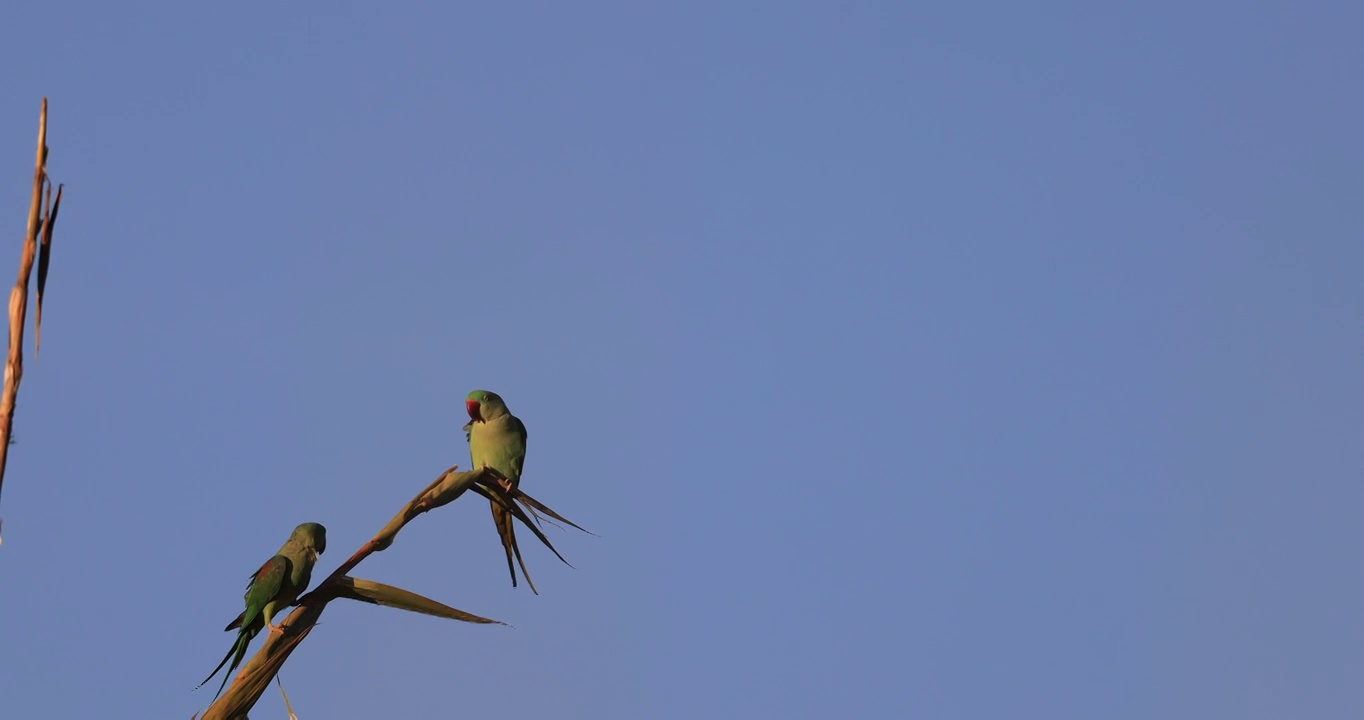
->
198, 522, 327, 699
464, 389, 536, 592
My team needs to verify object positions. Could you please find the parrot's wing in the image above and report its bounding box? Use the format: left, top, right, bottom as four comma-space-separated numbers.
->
225, 559, 285, 630
243, 555, 290, 623
508, 415, 528, 479
229, 556, 290, 625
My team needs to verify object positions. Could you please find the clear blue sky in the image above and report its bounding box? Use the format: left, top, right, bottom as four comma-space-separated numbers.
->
1, 2, 1361, 718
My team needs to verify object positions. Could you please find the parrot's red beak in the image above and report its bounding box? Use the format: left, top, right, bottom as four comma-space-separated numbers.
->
466, 399, 482, 422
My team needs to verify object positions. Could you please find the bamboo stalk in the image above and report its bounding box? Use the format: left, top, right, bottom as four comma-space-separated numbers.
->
0, 98, 57, 514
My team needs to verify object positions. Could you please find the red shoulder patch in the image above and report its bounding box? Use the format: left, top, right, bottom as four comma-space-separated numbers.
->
255, 558, 281, 580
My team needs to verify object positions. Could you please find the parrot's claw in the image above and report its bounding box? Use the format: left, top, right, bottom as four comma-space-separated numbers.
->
266, 621, 287, 637
498, 478, 513, 493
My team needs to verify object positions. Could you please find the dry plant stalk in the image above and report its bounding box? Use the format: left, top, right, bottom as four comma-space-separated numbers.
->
200, 464, 577, 720
0, 98, 63, 520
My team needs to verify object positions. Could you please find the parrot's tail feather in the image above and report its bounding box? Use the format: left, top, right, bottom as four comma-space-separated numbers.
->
197, 624, 260, 702
196, 630, 248, 697
509, 520, 538, 595
215, 629, 257, 700
490, 502, 519, 589
195, 646, 235, 692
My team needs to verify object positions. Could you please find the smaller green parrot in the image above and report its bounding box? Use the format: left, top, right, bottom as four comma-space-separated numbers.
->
197, 522, 327, 699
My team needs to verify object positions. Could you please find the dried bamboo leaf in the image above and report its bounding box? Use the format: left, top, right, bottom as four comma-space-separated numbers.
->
471, 482, 574, 568
331, 575, 505, 625
515, 490, 595, 535
35, 183, 62, 357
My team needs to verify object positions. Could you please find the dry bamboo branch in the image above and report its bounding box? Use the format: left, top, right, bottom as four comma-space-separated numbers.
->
0, 98, 60, 514
200, 464, 501, 720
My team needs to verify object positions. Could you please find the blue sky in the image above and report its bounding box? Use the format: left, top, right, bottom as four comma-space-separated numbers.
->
1, 2, 1362, 717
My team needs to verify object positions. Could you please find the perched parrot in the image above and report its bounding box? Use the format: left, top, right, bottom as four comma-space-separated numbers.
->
464, 389, 536, 592
197, 522, 327, 699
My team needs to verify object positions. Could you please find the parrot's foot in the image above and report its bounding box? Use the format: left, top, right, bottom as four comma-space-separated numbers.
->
498, 478, 514, 493
266, 621, 287, 637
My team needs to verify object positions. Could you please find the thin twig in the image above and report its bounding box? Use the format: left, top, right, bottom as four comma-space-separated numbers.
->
276, 676, 298, 720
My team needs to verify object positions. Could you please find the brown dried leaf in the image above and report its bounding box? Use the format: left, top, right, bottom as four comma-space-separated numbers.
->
331, 575, 505, 625
515, 489, 595, 536
35, 183, 61, 357
472, 482, 574, 568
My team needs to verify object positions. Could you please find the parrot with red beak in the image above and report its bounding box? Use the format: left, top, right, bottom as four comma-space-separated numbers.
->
464, 389, 535, 592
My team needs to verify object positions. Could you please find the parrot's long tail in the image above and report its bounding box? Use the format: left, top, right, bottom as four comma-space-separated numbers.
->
195, 628, 255, 700
491, 501, 538, 595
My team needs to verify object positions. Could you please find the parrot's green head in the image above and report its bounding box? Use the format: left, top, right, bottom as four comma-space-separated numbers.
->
290, 522, 327, 556
466, 389, 510, 423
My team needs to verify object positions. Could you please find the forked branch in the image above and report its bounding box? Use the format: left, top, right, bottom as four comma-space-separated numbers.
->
199, 463, 573, 719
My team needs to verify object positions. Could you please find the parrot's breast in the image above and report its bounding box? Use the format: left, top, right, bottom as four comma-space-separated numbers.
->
468, 417, 526, 483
